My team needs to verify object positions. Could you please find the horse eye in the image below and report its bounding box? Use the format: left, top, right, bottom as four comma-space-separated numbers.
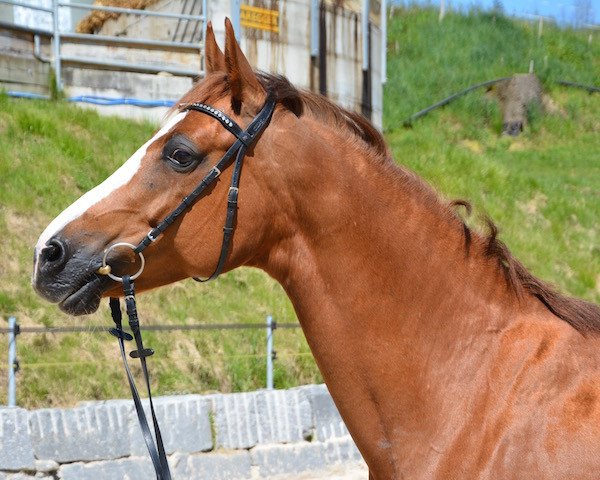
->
165, 148, 200, 172
168, 148, 194, 166
162, 135, 201, 172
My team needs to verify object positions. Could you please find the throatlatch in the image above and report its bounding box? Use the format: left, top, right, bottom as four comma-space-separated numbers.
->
104, 94, 277, 480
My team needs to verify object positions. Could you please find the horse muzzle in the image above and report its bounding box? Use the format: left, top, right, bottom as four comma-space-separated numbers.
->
33, 234, 112, 315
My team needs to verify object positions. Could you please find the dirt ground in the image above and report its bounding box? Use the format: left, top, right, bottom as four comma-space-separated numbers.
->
268, 461, 369, 479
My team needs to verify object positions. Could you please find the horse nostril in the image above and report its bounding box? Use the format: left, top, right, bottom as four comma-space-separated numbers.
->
41, 238, 67, 268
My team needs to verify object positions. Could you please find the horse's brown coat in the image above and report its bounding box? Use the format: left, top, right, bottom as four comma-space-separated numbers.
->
50, 20, 600, 479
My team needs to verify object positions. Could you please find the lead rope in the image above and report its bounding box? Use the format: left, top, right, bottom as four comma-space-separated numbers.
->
104, 95, 277, 480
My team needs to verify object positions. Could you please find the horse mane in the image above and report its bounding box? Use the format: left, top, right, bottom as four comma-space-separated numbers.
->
175, 72, 388, 157
255, 73, 389, 156
450, 200, 600, 334
178, 72, 600, 334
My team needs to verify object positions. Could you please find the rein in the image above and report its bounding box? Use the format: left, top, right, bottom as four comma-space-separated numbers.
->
103, 94, 277, 480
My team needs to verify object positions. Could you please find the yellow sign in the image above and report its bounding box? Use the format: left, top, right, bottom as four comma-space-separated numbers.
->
240, 5, 279, 33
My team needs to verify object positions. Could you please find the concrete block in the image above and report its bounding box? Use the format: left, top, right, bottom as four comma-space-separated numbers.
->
210, 391, 258, 449
250, 442, 326, 477
211, 389, 312, 449
128, 395, 213, 456
58, 456, 155, 480
1, 475, 53, 480
323, 436, 363, 465
174, 451, 252, 480
254, 389, 313, 445
29, 402, 131, 462
302, 384, 350, 441
0, 408, 36, 471
35, 459, 59, 472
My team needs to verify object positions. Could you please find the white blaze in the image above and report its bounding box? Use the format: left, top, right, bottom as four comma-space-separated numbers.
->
33, 112, 188, 279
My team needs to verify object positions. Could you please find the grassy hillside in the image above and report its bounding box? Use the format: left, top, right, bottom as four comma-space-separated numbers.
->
385, 5, 599, 126
1, 6, 599, 407
384, 6, 599, 302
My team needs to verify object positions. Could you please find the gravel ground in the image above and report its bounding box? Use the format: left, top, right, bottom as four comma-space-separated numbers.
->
267, 461, 369, 479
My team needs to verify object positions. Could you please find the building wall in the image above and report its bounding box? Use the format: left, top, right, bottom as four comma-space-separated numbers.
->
0, 26, 52, 96
6, 0, 72, 31
0, 0, 384, 126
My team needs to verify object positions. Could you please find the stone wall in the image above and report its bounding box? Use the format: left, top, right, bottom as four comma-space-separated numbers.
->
0, 384, 364, 479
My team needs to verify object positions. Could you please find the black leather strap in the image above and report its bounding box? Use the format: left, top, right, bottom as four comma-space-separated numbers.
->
110, 279, 171, 480
134, 94, 276, 282
194, 143, 247, 282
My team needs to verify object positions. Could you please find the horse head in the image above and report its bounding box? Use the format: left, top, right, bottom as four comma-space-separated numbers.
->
32, 19, 299, 315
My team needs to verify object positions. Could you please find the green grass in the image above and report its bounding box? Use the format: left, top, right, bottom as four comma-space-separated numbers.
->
385, 6, 599, 126
1, 6, 599, 407
383, 6, 599, 302
385, 89, 599, 301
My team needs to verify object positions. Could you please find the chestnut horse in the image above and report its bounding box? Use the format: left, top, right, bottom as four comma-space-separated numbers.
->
33, 20, 600, 479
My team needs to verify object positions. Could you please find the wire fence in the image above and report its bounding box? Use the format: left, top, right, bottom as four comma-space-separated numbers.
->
1, 315, 305, 407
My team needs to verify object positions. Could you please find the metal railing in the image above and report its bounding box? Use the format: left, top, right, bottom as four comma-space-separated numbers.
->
0, 0, 208, 90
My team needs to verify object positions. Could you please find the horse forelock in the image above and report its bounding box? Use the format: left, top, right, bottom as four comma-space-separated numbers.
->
174, 73, 231, 110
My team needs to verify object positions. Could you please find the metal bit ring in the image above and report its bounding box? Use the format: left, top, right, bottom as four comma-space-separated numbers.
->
100, 242, 145, 282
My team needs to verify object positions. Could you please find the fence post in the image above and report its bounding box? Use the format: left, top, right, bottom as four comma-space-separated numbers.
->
362, 0, 370, 72
381, 0, 387, 85
201, 0, 207, 73
52, 0, 62, 91
231, 0, 241, 39
266, 315, 276, 390
310, 0, 318, 57
8, 317, 19, 407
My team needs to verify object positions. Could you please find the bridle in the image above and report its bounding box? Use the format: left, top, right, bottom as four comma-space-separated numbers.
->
100, 93, 277, 480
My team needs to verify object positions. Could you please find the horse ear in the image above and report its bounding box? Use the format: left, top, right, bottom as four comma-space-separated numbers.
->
204, 22, 225, 73
224, 17, 264, 109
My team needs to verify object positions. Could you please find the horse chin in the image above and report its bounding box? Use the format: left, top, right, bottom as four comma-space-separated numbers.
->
58, 275, 110, 316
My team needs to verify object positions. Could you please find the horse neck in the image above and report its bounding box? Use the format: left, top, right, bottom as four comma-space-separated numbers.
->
249, 116, 541, 473
250, 116, 554, 474
257, 117, 522, 348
